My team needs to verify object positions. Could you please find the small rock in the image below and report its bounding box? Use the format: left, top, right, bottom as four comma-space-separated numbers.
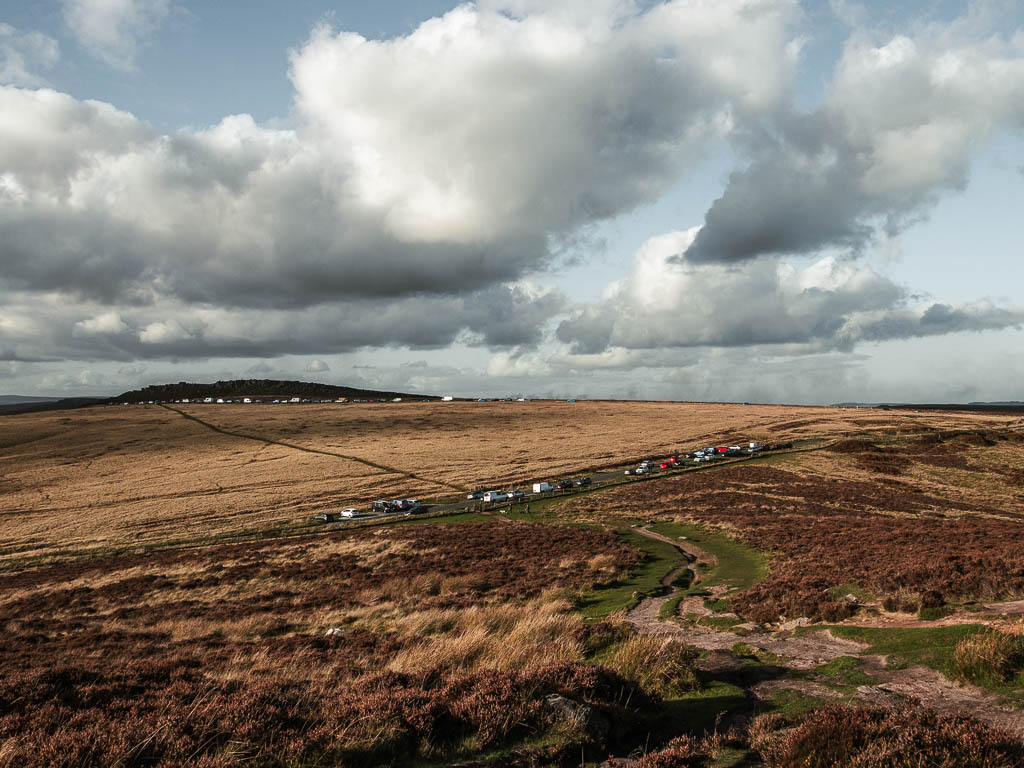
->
325, 627, 344, 636
778, 617, 811, 632
544, 694, 610, 743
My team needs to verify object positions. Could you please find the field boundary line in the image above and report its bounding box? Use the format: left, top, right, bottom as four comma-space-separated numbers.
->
159, 405, 466, 492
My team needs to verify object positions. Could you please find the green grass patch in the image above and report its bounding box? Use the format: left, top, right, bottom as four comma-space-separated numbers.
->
659, 592, 687, 621
658, 679, 748, 734
703, 597, 731, 612
814, 655, 875, 687
758, 687, 830, 718
648, 522, 768, 597
800, 624, 1024, 699
576, 527, 686, 619
827, 583, 874, 603
697, 615, 744, 630
918, 605, 953, 621
393, 511, 490, 525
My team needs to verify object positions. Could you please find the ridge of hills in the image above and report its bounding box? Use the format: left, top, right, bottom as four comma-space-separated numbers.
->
108, 379, 442, 404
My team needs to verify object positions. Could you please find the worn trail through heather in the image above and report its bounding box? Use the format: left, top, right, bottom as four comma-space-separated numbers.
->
626, 526, 1024, 736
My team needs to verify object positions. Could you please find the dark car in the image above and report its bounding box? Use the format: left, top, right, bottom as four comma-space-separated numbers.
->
575, 477, 591, 487
371, 500, 394, 514
557, 479, 574, 490
466, 491, 484, 500
313, 512, 339, 523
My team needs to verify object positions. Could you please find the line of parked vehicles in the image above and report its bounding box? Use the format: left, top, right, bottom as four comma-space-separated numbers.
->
313, 438, 796, 523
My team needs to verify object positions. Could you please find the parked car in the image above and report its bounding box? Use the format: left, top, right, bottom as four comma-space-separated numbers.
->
483, 491, 508, 503
624, 468, 634, 475
340, 508, 360, 518
575, 477, 591, 487
467, 491, 484, 500
635, 466, 650, 475
533, 482, 554, 493
508, 490, 525, 499
557, 479, 574, 490
660, 462, 670, 469
313, 512, 339, 523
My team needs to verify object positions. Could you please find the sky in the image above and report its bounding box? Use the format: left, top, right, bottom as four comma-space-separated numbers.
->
0, 0, 1023, 403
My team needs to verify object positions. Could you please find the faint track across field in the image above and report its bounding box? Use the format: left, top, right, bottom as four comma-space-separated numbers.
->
160, 405, 466, 493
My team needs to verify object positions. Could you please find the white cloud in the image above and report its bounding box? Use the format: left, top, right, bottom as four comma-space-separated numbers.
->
0, 24, 59, 87
62, 0, 170, 71
557, 228, 1024, 354
304, 359, 330, 373
685, 15, 1024, 264
74, 311, 127, 335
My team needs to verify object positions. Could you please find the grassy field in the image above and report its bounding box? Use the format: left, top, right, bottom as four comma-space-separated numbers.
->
3, 402, 1024, 765
1, 400, 1018, 565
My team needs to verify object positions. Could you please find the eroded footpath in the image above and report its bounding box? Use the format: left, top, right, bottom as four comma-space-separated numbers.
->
627, 526, 1024, 736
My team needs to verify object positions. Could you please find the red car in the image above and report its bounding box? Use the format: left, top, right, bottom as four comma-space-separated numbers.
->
659, 462, 670, 469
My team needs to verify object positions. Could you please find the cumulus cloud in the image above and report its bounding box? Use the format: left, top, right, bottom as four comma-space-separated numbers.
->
684, 17, 1024, 264
74, 311, 127, 335
557, 228, 1024, 356
1, 0, 1023, 400
304, 359, 330, 373
62, 0, 170, 70
1, 0, 799, 311
0, 24, 59, 87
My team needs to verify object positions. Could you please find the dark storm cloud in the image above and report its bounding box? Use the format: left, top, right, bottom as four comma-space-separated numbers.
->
0, 283, 568, 362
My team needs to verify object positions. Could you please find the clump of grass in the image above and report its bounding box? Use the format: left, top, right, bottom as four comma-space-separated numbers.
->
608, 636, 700, 698
751, 705, 1024, 767
954, 629, 1024, 684
387, 601, 587, 674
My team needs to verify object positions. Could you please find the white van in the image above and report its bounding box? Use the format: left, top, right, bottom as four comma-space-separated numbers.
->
532, 482, 553, 493
483, 491, 509, 503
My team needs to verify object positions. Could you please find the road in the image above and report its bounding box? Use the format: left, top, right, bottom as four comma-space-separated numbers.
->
330, 443, 806, 523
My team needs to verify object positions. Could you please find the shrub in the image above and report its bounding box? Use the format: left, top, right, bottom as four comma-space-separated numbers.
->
634, 734, 712, 767
954, 630, 1024, 684
608, 636, 700, 698
754, 705, 1024, 767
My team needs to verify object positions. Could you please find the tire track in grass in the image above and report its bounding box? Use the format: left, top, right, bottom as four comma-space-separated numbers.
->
160, 405, 466, 493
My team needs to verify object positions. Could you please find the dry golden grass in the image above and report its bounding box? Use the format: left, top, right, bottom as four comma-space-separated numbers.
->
0, 399, 1018, 565
183, 400, 1021, 493
384, 599, 587, 674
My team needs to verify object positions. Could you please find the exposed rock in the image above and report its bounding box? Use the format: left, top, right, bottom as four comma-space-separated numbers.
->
544, 694, 610, 743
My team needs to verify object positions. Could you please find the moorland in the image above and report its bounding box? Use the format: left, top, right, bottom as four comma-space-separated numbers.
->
2, 399, 1024, 766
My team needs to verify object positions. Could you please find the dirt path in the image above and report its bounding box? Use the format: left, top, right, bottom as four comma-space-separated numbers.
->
857, 655, 1024, 736
625, 526, 1024, 735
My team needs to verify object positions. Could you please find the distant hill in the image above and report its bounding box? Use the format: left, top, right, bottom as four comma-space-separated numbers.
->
0, 395, 62, 406
109, 379, 442, 404
834, 401, 1024, 413
0, 397, 106, 416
